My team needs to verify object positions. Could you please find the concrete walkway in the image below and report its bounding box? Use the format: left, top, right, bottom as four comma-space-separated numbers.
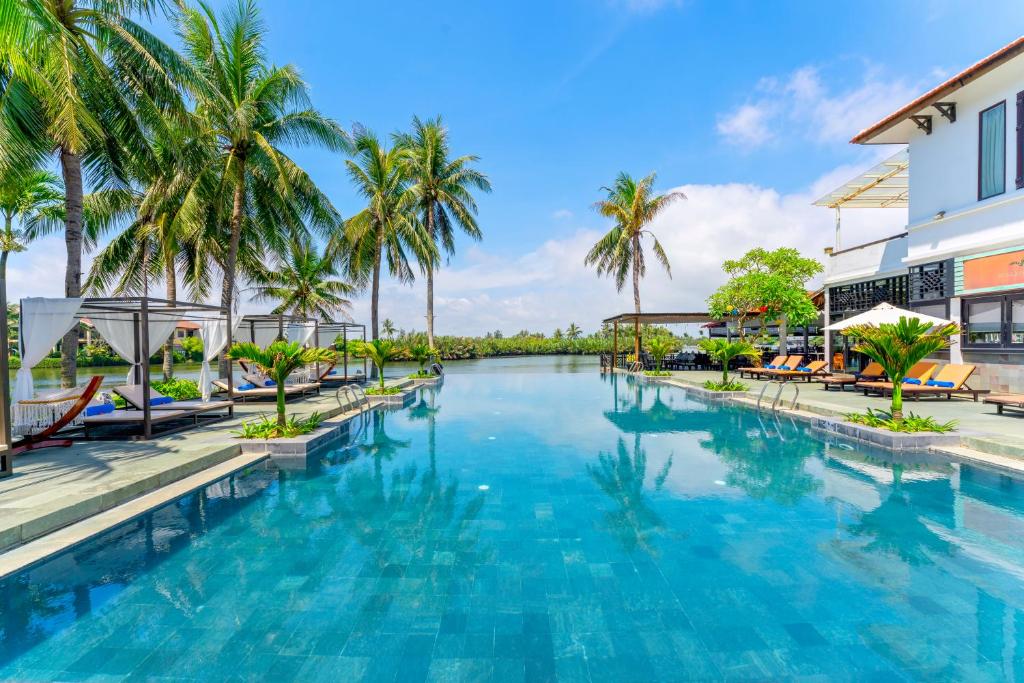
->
0, 380, 411, 555
654, 369, 1024, 458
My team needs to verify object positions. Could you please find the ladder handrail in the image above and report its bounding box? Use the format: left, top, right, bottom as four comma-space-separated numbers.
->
756, 381, 775, 412
771, 381, 799, 412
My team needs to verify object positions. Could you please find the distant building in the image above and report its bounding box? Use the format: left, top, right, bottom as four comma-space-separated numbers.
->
818, 37, 1024, 390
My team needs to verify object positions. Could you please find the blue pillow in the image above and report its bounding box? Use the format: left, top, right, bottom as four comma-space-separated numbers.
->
929, 380, 955, 388
238, 382, 256, 391
798, 367, 811, 372
765, 364, 776, 369
150, 396, 174, 406
264, 379, 276, 386
779, 365, 791, 370
85, 403, 114, 417
328, 370, 338, 376
903, 378, 922, 385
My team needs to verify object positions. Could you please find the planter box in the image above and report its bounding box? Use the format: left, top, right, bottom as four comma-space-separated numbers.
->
237, 418, 352, 464
369, 388, 417, 408
413, 375, 442, 385
810, 416, 961, 451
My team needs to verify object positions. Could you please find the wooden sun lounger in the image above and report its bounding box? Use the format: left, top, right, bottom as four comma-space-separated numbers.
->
10, 376, 105, 456
856, 361, 937, 396
82, 409, 196, 438
738, 356, 787, 380
984, 394, 1024, 414
766, 360, 829, 382
113, 385, 234, 418
900, 364, 989, 401
756, 355, 805, 379
813, 362, 886, 392
211, 380, 319, 403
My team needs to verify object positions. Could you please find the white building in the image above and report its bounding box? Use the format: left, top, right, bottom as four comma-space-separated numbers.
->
820, 36, 1024, 391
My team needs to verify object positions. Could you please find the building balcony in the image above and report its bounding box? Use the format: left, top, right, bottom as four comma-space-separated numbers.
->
824, 232, 908, 286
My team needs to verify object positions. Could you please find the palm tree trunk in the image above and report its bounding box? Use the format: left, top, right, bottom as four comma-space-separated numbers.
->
60, 147, 84, 389
219, 161, 246, 377
276, 382, 287, 428
632, 236, 641, 361
369, 238, 382, 380
426, 203, 435, 349
0, 216, 12, 448
891, 383, 903, 423
163, 257, 176, 381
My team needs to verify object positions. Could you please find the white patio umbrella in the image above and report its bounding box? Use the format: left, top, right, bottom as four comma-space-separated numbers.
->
823, 302, 952, 332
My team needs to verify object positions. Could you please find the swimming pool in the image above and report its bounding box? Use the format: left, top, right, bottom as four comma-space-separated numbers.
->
2, 356, 1024, 681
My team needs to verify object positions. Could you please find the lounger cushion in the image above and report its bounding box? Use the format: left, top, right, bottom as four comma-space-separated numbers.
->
238, 383, 257, 391
328, 370, 338, 375
264, 379, 276, 386
926, 380, 955, 388
903, 378, 922, 385
151, 396, 174, 406
766, 364, 776, 369
85, 403, 115, 417
798, 367, 811, 372
779, 365, 791, 370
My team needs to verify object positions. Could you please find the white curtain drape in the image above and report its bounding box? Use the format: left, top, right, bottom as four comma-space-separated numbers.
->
197, 315, 243, 401
241, 323, 280, 348
286, 322, 316, 347
92, 312, 179, 385
14, 298, 83, 402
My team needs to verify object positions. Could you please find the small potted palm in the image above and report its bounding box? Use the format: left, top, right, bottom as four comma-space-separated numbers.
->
357, 339, 407, 400
407, 342, 438, 381
698, 338, 759, 391
644, 337, 675, 377
227, 341, 335, 438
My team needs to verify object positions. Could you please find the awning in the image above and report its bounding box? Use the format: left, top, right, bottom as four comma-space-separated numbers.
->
813, 149, 908, 209
602, 312, 721, 325
823, 303, 951, 331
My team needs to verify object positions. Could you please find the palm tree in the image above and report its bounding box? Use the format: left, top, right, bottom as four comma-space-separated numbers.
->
357, 339, 401, 391
1, 0, 192, 387
845, 318, 960, 422
0, 168, 62, 445
344, 127, 434, 341
251, 239, 353, 322
407, 342, 432, 375
381, 319, 397, 339
178, 0, 348, 332
396, 116, 491, 348
226, 340, 333, 427
698, 338, 759, 385
646, 337, 676, 373
585, 172, 684, 360
566, 323, 582, 340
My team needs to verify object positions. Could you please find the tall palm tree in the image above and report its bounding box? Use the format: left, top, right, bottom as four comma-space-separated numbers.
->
566, 323, 582, 340
1, 0, 192, 387
381, 319, 396, 339
396, 116, 491, 348
251, 238, 353, 321
344, 126, 434, 341
0, 168, 63, 445
178, 0, 348, 331
585, 172, 684, 360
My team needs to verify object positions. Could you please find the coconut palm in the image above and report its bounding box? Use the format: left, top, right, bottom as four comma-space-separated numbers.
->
250, 239, 353, 322
396, 116, 491, 348
698, 338, 759, 385
585, 172, 684, 360
226, 340, 333, 427
566, 323, 582, 341
381, 319, 396, 339
357, 339, 401, 390
344, 127, 434, 341
407, 342, 432, 375
646, 337, 676, 373
845, 317, 960, 422
177, 0, 348, 329
1, 0, 192, 387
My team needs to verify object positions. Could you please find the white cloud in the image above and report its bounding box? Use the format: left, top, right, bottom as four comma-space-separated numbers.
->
552, 209, 574, 220
606, 0, 682, 12
717, 63, 920, 148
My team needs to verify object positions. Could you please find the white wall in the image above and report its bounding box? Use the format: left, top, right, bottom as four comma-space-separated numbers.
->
907, 56, 1024, 264
824, 234, 908, 286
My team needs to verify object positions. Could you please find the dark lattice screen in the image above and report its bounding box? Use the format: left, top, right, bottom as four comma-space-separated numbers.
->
828, 275, 909, 319
909, 260, 952, 302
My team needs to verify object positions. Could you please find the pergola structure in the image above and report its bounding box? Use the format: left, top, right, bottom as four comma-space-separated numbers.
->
602, 312, 721, 364
236, 315, 369, 382
317, 321, 368, 381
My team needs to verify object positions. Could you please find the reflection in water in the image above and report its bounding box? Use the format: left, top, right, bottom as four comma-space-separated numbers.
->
588, 435, 673, 555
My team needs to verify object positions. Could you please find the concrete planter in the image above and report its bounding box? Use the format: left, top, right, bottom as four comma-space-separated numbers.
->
236, 418, 352, 463
413, 374, 442, 385
369, 388, 417, 408
810, 416, 961, 451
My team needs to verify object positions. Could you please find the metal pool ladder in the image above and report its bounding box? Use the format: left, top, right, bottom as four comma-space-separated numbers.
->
757, 379, 800, 413
335, 385, 370, 414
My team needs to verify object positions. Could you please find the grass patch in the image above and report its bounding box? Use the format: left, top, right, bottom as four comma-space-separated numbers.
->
846, 408, 957, 433
152, 378, 201, 400
408, 371, 434, 379
366, 386, 403, 396
703, 380, 749, 392
234, 412, 324, 439
643, 370, 672, 377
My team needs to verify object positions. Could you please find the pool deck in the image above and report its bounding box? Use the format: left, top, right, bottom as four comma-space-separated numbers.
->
648, 369, 1024, 461
0, 378, 418, 563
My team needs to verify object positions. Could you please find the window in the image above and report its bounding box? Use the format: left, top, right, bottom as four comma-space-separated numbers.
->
966, 299, 1002, 345
909, 260, 951, 302
1011, 297, 1024, 344
910, 302, 949, 321
979, 101, 1006, 200
1016, 91, 1024, 189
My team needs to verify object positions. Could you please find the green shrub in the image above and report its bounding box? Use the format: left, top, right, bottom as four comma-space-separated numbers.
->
846, 408, 956, 433
152, 378, 201, 400
408, 371, 433, 379
366, 386, 402, 395
703, 379, 749, 392
644, 370, 672, 377
234, 412, 324, 439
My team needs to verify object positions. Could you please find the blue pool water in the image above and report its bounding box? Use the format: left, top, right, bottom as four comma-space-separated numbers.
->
3, 356, 1024, 681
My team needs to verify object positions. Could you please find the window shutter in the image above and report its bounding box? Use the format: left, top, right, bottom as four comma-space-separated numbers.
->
1017, 91, 1024, 189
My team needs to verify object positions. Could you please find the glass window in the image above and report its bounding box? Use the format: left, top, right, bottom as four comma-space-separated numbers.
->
980, 102, 1006, 200
1011, 298, 1024, 344
911, 303, 948, 320
966, 299, 1002, 345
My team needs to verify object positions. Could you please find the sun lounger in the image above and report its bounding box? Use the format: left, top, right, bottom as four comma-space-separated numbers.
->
767, 360, 829, 382
814, 361, 886, 392
757, 355, 805, 379
10, 376, 105, 455
739, 355, 787, 380
113, 385, 233, 418
900, 364, 989, 401
856, 361, 937, 396
211, 379, 319, 402
984, 394, 1024, 414
82, 409, 196, 438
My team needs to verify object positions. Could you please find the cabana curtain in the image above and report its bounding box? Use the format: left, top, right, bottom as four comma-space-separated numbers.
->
92, 313, 179, 385
14, 298, 83, 402
286, 322, 316, 346
197, 316, 242, 402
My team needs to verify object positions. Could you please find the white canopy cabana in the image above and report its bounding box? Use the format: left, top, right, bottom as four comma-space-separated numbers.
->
823, 302, 952, 332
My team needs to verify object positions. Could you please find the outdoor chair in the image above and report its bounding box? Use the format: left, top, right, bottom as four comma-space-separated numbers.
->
113, 385, 233, 418
855, 361, 938, 396
10, 376, 105, 455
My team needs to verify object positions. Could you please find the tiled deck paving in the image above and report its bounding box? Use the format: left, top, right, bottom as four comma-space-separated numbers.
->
0, 379, 414, 555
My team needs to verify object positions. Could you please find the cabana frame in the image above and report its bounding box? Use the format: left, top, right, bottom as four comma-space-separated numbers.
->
316, 321, 368, 382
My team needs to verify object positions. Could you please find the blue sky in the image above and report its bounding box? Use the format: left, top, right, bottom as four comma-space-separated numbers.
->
13, 1, 1024, 335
